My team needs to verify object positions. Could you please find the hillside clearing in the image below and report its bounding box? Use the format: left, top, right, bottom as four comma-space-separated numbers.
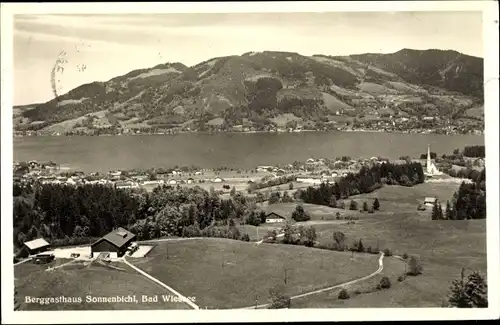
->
15, 262, 190, 310
130, 238, 379, 309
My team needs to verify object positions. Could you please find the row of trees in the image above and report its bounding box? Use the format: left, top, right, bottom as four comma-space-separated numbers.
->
299, 162, 424, 206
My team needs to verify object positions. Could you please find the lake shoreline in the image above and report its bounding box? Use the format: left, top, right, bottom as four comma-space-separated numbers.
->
14, 131, 484, 174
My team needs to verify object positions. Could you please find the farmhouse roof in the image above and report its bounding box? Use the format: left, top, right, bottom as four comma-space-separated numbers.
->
24, 238, 50, 251
93, 227, 136, 249
424, 197, 437, 202
266, 212, 286, 219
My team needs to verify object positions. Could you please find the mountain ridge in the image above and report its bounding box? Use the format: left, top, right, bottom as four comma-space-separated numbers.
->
14, 48, 484, 135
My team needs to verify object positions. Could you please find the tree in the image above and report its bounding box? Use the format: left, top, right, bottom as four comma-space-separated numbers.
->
269, 192, 281, 204
407, 255, 423, 276
230, 186, 236, 197
362, 201, 369, 212
349, 200, 358, 211
288, 183, 294, 190
292, 204, 310, 222
338, 289, 350, 300
373, 198, 380, 210
432, 201, 443, 220
449, 268, 488, 308
333, 231, 346, 251
281, 191, 293, 203
379, 276, 391, 289
303, 226, 317, 247
268, 285, 291, 309
258, 210, 267, 224
245, 211, 261, 226
445, 200, 452, 220
356, 239, 364, 252
329, 196, 337, 208
283, 224, 298, 245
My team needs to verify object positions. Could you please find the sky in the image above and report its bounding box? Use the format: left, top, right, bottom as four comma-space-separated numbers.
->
13, 11, 483, 105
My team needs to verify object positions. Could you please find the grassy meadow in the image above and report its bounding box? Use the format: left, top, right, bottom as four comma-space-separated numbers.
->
301, 182, 487, 307
130, 238, 380, 309
14, 260, 190, 310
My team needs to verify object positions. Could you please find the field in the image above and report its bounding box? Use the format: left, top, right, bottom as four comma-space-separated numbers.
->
14, 180, 487, 310
14, 260, 190, 310
130, 238, 380, 309
301, 182, 487, 307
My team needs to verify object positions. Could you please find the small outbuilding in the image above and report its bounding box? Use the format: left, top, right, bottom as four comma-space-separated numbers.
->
424, 197, 438, 207
23, 238, 50, 256
91, 227, 136, 259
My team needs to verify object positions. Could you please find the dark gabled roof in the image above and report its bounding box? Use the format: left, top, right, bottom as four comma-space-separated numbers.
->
92, 227, 136, 249
266, 212, 286, 219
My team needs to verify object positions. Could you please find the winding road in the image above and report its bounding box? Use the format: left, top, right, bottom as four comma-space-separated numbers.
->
131, 237, 387, 310
239, 252, 385, 309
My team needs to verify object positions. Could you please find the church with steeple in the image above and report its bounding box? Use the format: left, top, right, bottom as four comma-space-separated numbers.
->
424, 144, 443, 177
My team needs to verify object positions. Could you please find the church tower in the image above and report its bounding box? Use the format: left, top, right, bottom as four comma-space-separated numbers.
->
427, 144, 432, 174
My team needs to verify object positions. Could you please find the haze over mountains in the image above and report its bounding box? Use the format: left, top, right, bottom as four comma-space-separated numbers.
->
13, 48, 484, 134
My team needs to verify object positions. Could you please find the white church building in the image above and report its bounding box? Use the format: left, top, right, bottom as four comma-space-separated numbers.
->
424, 144, 443, 177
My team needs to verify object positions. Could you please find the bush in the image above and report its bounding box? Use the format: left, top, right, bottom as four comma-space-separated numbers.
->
383, 248, 392, 257
354, 289, 361, 295
397, 275, 405, 282
379, 276, 391, 289
402, 253, 409, 260
366, 246, 372, 254
338, 289, 350, 300
349, 200, 358, 211
268, 286, 291, 309
368, 207, 374, 214
363, 201, 369, 211
241, 233, 250, 242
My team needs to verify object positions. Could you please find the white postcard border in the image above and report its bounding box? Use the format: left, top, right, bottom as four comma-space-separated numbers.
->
1, 1, 499, 323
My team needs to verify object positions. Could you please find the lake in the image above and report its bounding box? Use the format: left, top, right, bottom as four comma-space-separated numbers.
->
13, 132, 484, 173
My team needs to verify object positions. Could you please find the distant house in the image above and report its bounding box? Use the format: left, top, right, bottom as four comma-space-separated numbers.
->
186, 178, 194, 184
296, 176, 322, 185
23, 238, 50, 256
265, 212, 286, 223
66, 178, 77, 185
168, 179, 177, 185
424, 197, 437, 207
213, 177, 223, 183
91, 227, 136, 259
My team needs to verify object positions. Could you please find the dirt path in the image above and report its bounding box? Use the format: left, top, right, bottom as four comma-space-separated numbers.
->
239, 252, 385, 309
46, 259, 76, 271
123, 257, 200, 310
14, 258, 32, 266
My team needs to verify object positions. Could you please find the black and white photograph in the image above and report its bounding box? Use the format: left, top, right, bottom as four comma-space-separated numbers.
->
1, 1, 499, 323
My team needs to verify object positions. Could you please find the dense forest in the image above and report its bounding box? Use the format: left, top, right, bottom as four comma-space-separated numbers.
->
299, 162, 425, 206
13, 183, 256, 251
448, 168, 486, 220
462, 145, 485, 158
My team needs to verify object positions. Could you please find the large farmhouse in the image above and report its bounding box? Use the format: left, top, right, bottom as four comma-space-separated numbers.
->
265, 212, 286, 223
91, 227, 136, 259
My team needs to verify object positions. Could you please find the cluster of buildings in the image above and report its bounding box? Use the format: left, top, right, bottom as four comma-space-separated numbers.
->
18, 227, 139, 264
13, 161, 228, 190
